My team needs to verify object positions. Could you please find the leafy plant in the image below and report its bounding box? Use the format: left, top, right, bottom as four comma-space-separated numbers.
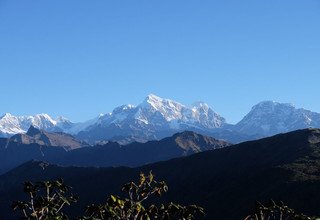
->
244, 200, 317, 220
12, 178, 78, 220
80, 171, 205, 220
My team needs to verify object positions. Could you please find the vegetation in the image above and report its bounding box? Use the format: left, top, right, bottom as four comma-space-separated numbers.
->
11, 172, 320, 220
12, 172, 204, 220
244, 200, 317, 220
12, 178, 78, 220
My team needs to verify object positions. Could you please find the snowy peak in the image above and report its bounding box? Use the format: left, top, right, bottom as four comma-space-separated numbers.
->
191, 101, 209, 109
0, 113, 17, 121
251, 101, 295, 111
1, 113, 14, 119
76, 94, 227, 143
138, 94, 186, 122
138, 94, 226, 128
5, 97, 320, 143
0, 113, 73, 137
55, 116, 71, 123
23, 114, 57, 130
243, 101, 296, 120
236, 101, 320, 136
144, 93, 164, 104
136, 94, 225, 126
0, 113, 24, 136
112, 104, 136, 114
0, 95, 226, 141
142, 94, 180, 109
246, 101, 298, 117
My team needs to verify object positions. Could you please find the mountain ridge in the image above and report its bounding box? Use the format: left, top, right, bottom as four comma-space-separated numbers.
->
9, 126, 89, 151
2, 95, 320, 144
0, 130, 230, 174
1, 128, 320, 219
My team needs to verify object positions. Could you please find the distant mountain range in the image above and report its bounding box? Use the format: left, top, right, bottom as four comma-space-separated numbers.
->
0, 113, 96, 137
1, 128, 320, 219
2, 94, 320, 143
0, 128, 229, 174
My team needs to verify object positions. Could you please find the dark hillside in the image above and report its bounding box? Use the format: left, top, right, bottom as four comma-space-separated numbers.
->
1, 129, 320, 219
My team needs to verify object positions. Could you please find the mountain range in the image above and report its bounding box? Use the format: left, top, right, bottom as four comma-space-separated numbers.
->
1, 128, 320, 219
0, 128, 229, 174
2, 94, 320, 143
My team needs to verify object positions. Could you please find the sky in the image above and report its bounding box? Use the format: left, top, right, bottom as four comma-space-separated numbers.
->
0, 0, 319, 124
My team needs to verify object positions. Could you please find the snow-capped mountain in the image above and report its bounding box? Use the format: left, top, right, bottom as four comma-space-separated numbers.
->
106, 94, 226, 129
0, 112, 103, 138
0, 95, 226, 142
65, 114, 104, 135
3, 96, 320, 144
0, 113, 57, 137
77, 94, 227, 143
236, 101, 320, 136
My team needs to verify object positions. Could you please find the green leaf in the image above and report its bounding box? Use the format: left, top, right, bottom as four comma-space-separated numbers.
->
111, 195, 117, 202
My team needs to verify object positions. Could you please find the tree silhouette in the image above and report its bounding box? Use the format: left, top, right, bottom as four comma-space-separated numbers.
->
12, 178, 78, 220
12, 172, 204, 220
80, 171, 205, 220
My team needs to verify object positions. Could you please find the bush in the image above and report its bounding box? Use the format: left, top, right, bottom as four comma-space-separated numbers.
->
80, 171, 205, 220
12, 172, 205, 220
12, 178, 78, 220
244, 200, 317, 220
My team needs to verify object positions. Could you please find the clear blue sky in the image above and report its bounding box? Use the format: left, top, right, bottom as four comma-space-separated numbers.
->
0, 0, 319, 124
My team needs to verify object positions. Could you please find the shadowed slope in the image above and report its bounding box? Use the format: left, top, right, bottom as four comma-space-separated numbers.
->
0, 131, 229, 174
1, 129, 320, 219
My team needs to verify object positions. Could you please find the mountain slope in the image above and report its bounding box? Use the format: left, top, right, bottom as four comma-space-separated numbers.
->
77, 94, 227, 143
1, 129, 320, 219
0, 131, 229, 174
0, 113, 101, 138
0, 113, 73, 137
9, 126, 89, 150
236, 101, 320, 136
59, 131, 230, 167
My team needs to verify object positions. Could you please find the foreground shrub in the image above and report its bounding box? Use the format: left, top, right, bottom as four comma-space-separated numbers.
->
244, 200, 317, 220
12, 178, 78, 220
80, 171, 205, 220
12, 172, 204, 220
